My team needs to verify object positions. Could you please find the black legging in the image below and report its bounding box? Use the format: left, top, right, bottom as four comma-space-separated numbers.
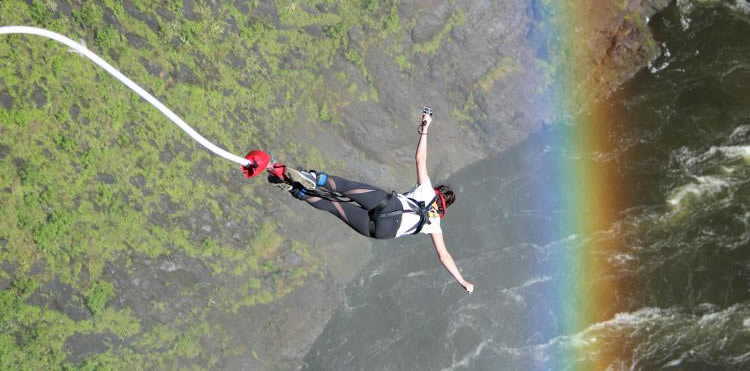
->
299, 174, 402, 239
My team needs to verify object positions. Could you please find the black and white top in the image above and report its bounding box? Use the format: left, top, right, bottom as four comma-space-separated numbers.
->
394, 177, 442, 237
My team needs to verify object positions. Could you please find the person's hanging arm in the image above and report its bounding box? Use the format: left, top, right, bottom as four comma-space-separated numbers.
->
432, 233, 473, 293
416, 109, 474, 294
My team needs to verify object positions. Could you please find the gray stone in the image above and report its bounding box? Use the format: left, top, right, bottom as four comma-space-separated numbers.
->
0, 85, 12, 109
97, 173, 116, 185
125, 33, 150, 49
0, 144, 9, 160
283, 252, 303, 267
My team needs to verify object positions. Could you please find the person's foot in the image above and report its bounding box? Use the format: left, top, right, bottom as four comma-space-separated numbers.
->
267, 172, 294, 191
284, 167, 317, 190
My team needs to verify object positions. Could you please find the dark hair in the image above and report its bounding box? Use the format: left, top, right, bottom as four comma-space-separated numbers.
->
435, 184, 455, 210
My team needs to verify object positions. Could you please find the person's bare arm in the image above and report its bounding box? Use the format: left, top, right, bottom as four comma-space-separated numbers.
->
415, 114, 431, 185
431, 233, 474, 293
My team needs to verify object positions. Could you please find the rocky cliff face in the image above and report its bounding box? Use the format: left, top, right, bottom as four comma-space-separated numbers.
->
292, 0, 674, 186
0, 0, 673, 369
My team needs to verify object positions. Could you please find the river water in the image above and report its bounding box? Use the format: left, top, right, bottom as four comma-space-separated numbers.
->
301, 4, 749, 370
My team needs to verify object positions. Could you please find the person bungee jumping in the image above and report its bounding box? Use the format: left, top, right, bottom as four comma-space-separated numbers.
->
263, 108, 474, 294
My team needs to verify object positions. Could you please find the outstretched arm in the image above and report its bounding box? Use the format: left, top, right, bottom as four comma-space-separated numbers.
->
415, 113, 431, 185
431, 233, 474, 293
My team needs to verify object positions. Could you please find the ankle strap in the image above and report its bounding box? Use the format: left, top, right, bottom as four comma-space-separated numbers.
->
316, 173, 328, 187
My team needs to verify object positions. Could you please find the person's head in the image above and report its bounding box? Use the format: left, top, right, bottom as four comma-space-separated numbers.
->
434, 184, 456, 217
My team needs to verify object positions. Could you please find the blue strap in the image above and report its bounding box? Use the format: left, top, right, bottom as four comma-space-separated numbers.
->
316, 172, 327, 187
293, 187, 307, 199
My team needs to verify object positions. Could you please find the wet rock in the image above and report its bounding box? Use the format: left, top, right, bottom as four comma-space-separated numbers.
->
155, 6, 175, 22
97, 173, 116, 185
0, 86, 12, 109
253, 0, 281, 27
304, 24, 323, 37
65, 332, 122, 364
42, 148, 54, 159
225, 50, 245, 69
409, 2, 453, 44
129, 174, 152, 196
233, 0, 251, 15
225, 275, 340, 370
175, 63, 197, 85
102, 8, 122, 30
25, 278, 91, 321
280, 47, 304, 70
223, 15, 240, 41
192, 51, 216, 76
562, 0, 665, 106
347, 24, 363, 46
14, 157, 27, 180
54, 0, 72, 17
107, 252, 213, 329
139, 57, 163, 77
124, 1, 160, 33
298, 2, 317, 14
125, 33, 150, 49
1, 260, 16, 277
283, 252, 303, 267
224, 219, 242, 242
31, 84, 47, 108
183, 0, 200, 21
69, 104, 80, 121
159, 259, 200, 288
72, 196, 81, 209
108, 49, 120, 63
0, 144, 9, 160
159, 148, 174, 163
185, 205, 218, 239
315, 2, 338, 13
157, 194, 181, 216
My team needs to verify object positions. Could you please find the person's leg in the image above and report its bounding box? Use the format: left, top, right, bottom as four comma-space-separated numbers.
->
299, 192, 372, 237
372, 197, 403, 239
268, 168, 393, 237
316, 174, 390, 210
272, 166, 389, 210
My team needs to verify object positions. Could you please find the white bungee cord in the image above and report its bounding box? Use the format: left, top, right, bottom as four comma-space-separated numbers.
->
0, 26, 251, 166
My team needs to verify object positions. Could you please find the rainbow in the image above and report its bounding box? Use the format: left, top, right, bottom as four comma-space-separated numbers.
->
525, 1, 637, 369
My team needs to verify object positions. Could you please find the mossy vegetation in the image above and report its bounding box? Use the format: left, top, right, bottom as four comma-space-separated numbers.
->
413, 10, 465, 55
477, 57, 519, 93
0, 0, 457, 368
86, 280, 115, 316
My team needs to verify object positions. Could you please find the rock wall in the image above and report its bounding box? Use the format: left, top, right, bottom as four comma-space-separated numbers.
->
0, 0, 673, 369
